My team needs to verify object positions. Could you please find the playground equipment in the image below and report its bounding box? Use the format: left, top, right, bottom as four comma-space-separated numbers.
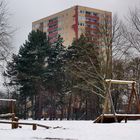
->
0, 120, 51, 130
0, 99, 16, 119
0, 98, 52, 130
94, 79, 140, 123
0, 98, 19, 128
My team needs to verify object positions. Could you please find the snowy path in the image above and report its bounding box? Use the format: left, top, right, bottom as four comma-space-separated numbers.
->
0, 120, 140, 140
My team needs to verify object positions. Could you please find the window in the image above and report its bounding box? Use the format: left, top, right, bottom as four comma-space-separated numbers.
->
78, 16, 85, 21
32, 25, 35, 29
80, 10, 85, 14
43, 26, 48, 31
86, 11, 91, 15
86, 24, 90, 28
92, 12, 97, 16
44, 21, 48, 26
92, 19, 97, 22
49, 17, 58, 23
34, 24, 39, 29
79, 22, 85, 26
86, 18, 91, 21
91, 25, 96, 29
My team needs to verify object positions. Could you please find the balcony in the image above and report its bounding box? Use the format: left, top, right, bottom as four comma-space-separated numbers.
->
48, 20, 58, 26
85, 21, 99, 26
85, 27, 99, 32
48, 25, 58, 32
48, 31, 58, 38
85, 14, 99, 20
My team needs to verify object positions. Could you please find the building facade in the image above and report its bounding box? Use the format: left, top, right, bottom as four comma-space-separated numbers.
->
32, 5, 112, 46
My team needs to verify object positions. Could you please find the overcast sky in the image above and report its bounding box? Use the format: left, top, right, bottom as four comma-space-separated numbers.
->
5, 0, 140, 53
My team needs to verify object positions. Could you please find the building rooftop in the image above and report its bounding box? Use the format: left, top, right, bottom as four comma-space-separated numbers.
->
32, 5, 112, 24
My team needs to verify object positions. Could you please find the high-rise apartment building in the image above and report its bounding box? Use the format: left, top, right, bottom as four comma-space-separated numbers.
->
32, 5, 112, 46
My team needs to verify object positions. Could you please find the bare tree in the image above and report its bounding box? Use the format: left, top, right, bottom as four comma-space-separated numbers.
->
112, 15, 131, 60
0, 0, 14, 96
123, 7, 140, 53
0, 0, 13, 63
98, 13, 131, 79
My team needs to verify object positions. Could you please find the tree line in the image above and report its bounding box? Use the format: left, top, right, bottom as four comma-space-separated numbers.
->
4, 31, 103, 120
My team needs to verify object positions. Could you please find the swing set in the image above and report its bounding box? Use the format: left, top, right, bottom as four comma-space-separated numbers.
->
94, 79, 140, 123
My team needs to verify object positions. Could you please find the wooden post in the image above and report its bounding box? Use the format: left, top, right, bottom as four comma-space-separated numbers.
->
127, 83, 140, 113
101, 81, 118, 122
32, 124, 37, 130
11, 113, 19, 129
11, 101, 15, 114
108, 82, 118, 122
124, 116, 128, 123
132, 83, 140, 113
11, 122, 15, 129
9, 100, 15, 114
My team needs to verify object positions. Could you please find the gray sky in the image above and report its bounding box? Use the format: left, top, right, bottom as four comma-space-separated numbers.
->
5, 0, 140, 53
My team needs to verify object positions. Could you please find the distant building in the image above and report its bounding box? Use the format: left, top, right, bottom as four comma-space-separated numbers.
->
32, 5, 112, 46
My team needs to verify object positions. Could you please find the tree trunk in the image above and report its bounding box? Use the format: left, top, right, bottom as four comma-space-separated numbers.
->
60, 107, 64, 120
31, 95, 35, 119
67, 93, 72, 120
85, 98, 88, 120
23, 96, 27, 119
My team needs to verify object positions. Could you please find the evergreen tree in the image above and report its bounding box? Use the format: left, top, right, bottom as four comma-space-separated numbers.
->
44, 35, 66, 120
5, 30, 50, 119
64, 34, 104, 119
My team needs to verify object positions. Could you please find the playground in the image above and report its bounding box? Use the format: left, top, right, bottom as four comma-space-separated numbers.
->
0, 79, 140, 139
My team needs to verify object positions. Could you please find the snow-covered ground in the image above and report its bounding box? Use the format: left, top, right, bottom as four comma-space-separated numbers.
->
0, 119, 140, 140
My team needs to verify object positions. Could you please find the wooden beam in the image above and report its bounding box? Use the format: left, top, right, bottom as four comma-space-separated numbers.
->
0, 113, 14, 117
0, 99, 16, 102
0, 120, 51, 130
105, 79, 136, 84
94, 114, 140, 123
